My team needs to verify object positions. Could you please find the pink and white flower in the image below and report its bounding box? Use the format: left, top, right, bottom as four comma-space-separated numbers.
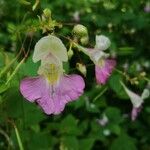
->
83, 35, 116, 84
20, 35, 85, 115
121, 82, 149, 121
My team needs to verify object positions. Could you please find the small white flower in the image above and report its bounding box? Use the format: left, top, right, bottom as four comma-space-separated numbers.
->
103, 129, 111, 136
97, 114, 109, 126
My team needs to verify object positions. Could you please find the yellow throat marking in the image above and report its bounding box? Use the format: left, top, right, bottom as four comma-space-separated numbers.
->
46, 64, 60, 84
98, 59, 105, 68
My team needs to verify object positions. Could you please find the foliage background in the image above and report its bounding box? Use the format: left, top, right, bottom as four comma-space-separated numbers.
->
0, 0, 150, 149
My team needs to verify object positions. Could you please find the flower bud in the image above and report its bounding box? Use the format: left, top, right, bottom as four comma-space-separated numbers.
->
76, 63, 87, 77
72, 24, 88, 38
67, 48, 74, 59
80, 36, 89, 45
43, 8, 51, 18
140, 72, 146, 77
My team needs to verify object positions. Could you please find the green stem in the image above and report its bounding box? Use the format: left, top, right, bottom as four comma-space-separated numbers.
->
73, 42, 89, 56
58, 33, 90, 56
14, 125, 24, 150
93, 87, 108, 102
0, 34, 28, 78
143, 77, 150, 82
5, 58, 25, 85
0, 57, 18, 78
115, 68, 150, 83
8, 120, 24, 150
114, 68, 126, 76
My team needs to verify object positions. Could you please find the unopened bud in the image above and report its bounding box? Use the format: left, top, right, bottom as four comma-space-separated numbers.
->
72, 24, 88, 38
43, 8, 51, 18
134, 81, 139, 85
67, 48, 74, 59
80, 36, 89, 45
140, 72, 146, 77
76, 63, 87, 76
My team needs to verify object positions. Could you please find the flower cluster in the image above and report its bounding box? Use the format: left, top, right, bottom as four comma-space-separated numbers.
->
75, 35, 116, 84
87, 35, 116, 84
20, 34, 116, 115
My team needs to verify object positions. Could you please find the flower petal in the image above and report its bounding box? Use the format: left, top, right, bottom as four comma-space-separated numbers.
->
20, 76, 44, 102
40, 52, 62, 67
33, 35, 68, 63
58, 74, 85, 104
20, 74, 85, 115
37, 74, 85, 115
141, 88, 150, 100
131, 106, 142, 121
95, 59, 116, 84
90, 50, 108, 63
36, 87, 66, 115
121, 82, 143, 108
95, 35, 111, 50
20, 76, 65, 115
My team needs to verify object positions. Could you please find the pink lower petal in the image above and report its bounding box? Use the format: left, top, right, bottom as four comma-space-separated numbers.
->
20, 74, 85, 115
95, 59, 116, 84
37, 74, 85, 115
58, 74, 85, 103
36, 89, 65, 115
20, 76, 45, 102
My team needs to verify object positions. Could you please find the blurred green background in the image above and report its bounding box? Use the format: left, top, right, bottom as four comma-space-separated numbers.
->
0, 0, 150, 149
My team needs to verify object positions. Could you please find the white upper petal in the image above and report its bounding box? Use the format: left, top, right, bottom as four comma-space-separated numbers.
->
33, 35, 68, 63
141, 89, 150, 100
95, 35, 111, 51
89, 50, 109, 63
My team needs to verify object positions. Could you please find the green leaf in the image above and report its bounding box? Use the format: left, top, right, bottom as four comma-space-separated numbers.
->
22, 100, 47, 126
105, 107, 122, 124
109, 73, 127, 99
60, 115, 80, 135
110, 134, 137, 150
108, 124, 121, 135
20, 54, 40, 76
3, 87, 46, 125
28, 132, 53, 150
60, 136, 79, 150
79, 138, 95, 150
118, 47, 135, 56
